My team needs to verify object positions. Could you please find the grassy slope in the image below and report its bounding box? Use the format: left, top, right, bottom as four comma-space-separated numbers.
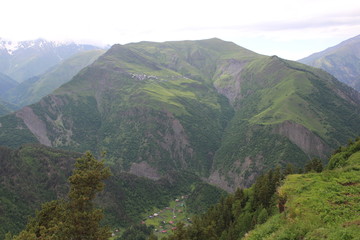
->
4, 49, 105, 107
244, 141, 360, 240
235, 57, 360, 145
212, 56, 360, 186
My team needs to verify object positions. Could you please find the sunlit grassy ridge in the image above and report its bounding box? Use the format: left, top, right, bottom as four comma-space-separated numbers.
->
239, 57, 339, 137
212, 55, 360, 183
244, 140, 360, 240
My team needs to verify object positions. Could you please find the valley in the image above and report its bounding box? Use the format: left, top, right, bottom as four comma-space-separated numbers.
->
0, 36, 360, 239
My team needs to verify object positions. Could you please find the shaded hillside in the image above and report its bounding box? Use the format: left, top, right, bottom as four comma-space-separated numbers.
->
3, 49, 105, 107
0, 144, 224, 239
0, 73, 18, 96
0, 39, 360, 192
0, 145, 80, 238
299, 34, 360, 91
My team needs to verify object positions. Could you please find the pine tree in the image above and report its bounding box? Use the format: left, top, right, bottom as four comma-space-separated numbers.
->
13, 152, 111, 240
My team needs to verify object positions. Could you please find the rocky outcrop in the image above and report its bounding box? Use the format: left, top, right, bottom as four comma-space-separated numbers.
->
274, 120, 331, 159
16, 106, 51, 146
129, 161, 161, 180
208, 155, 264, 192
156, 111, 193, 168
213, 59, 248, 105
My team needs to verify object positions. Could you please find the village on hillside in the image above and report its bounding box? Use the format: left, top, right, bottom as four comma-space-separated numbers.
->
144, 195, 192, 236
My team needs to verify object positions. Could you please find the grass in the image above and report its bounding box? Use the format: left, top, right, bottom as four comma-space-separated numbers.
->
244, 144, 360, 240
242, 59, 327, 137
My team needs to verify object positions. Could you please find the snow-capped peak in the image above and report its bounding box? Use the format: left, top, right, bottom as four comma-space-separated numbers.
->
0, 38, 80, 55
0, 38, 20, 54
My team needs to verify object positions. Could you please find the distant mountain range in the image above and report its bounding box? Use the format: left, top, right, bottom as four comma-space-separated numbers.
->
299, 34, 360, 91
0, 38, 101, 83
0, 39, 105, 113
2, 49, 105, 108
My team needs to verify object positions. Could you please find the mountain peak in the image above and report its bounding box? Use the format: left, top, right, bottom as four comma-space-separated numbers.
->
299, 34, 360, 91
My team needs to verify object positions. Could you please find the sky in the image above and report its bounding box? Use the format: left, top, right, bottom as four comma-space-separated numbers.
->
1, 0, 360, 60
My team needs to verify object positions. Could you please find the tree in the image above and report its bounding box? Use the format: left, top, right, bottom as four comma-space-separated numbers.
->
284, 163, 295, 176
13, 152, 111, 240
304, 158, 323, 173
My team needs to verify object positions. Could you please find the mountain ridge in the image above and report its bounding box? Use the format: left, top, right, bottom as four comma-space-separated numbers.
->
1, 38, 360, 192
299, 34, 360, 91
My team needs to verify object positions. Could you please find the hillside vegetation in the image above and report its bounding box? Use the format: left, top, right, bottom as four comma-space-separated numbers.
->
244, 139, 360, 239
0, 39, 360, 192
0, 145, 224, 239
163, 139, 360, 240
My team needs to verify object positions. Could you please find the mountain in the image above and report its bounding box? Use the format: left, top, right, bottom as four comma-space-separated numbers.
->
3, 49, 105, 107
0, 38, 101, 83
299, 34, 360, 91
0, 72, 18, 95
0, 38, 360, 192
0, 73, 18, 115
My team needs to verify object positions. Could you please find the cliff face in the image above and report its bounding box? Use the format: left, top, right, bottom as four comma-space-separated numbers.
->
274, 120, 331, 159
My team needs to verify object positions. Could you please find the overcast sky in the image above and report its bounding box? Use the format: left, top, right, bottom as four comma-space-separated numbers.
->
1, 0, 360, 60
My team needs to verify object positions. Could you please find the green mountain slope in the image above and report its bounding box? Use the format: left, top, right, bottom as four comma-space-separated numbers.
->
244, 140, 360, 240
299, 34, 360, 91
210, 56, 360, 190
3, 49, 105, 107
0, 38, 360, 192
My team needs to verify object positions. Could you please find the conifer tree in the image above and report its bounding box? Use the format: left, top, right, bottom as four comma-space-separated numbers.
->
13, 152, 111, 240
